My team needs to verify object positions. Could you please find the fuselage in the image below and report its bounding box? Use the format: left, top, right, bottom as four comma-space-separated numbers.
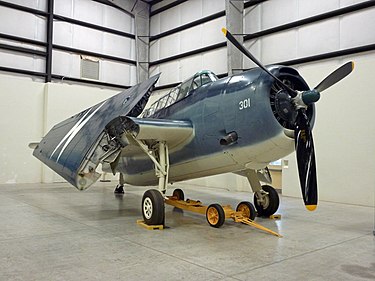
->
116, 66, 312, 186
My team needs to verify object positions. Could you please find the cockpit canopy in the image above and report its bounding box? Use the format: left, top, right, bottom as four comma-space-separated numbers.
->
142, 70, 218, 117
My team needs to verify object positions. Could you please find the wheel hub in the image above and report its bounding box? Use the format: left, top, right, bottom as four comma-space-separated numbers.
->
207, 207, 219, 224
143, 197, 153, 219
256, 191, 270, 209
237, 205, 250, 218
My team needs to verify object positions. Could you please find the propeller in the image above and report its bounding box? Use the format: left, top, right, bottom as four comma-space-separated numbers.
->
221, 28, 297, 96
222, 27, 354, 211
294, 108, 317, 210
293, 61, 354, 210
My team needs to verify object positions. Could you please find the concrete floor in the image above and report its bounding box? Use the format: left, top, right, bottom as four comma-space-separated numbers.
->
0, 182, 374, 281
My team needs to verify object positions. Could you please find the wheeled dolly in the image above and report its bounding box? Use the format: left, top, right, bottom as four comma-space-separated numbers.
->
165, 190, 282, 237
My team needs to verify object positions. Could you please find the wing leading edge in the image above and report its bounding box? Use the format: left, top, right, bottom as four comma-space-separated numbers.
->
122, 117, 194, 151
33, 74, 160, 190
102, 116, 194, 173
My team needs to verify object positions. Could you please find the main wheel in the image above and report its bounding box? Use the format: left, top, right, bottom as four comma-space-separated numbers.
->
172, 188, 184, 201
206, 204, 225, 228
236, 201, 256, 220
253, 185, 279, 217
142, 189, 165, 225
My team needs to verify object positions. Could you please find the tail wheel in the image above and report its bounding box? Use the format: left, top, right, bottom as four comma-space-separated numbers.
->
142, 189, 165, 225
172, 188, 184, 201
206, 204, 225, 228
236, 201, 256, 220
254, 185, 279, 217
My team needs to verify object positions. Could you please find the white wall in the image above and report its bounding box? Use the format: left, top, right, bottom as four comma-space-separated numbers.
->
243, 0, 375, 68
0, 0, 136, 86
0, 75, 44, 184
0, 3, 46, 74
53, 0, 136, 86
282, 52, 375, 207
149, 0, 227, 86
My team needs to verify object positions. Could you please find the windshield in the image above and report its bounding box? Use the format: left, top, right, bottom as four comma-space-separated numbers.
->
142, 70, 218, 117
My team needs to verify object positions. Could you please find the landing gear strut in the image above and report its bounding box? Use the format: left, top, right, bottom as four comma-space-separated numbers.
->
128, 138, 169, 226
114, 185, 124, 194
254, 185, 279, 217
114, 173, 125, 194
245, 169, 279, 217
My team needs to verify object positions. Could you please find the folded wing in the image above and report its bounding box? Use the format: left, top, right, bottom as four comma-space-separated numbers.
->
33, 74, 160, 190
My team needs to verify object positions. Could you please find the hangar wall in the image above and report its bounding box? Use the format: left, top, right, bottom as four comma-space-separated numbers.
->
149, 0, 227, 87
0, 76, 44, 184
0, 0, 137, 87
52, 0, 136, 86
243, 0, 375, 68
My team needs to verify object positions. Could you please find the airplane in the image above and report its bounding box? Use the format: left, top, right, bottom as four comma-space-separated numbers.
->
32, 28, 354, 228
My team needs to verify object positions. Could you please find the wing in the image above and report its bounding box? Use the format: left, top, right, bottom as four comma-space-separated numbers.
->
33, 74, 160, 190
102, 116, 194, 172
121, 117, 194, 155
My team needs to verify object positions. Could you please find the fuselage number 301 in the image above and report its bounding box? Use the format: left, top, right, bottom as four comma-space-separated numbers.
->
239, 98, 251, 110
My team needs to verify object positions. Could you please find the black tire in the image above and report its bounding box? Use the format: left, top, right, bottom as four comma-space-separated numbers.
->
206, 204, 225, 228
236, 201, 256, 220
142, 189, 165, 225
172, 188, 184, 201
253, 185, 279, 217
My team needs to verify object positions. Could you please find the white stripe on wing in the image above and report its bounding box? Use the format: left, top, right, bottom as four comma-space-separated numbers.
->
50, 100, 107, 163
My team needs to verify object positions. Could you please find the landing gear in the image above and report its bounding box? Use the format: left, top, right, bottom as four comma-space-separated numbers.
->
254, 185, 279, 217
243, 169, 279, 217
123, 136, 169, 226
114, 184, 124, 194
114, 173, 125, 194
142, 189, 165, 225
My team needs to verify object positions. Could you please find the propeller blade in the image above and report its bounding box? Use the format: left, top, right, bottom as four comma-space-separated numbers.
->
294, 109, 318, 211
222, 28, 297, 96
315, 61, 354, 92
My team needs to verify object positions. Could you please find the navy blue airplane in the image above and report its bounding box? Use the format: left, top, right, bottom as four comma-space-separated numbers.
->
33, 29, 354, 227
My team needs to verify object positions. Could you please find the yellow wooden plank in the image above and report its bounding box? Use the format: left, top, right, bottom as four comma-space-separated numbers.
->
136, 220, 164, 230
269, 214, 282, 219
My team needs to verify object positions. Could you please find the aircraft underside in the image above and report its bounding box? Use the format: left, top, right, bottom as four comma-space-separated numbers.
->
112, 130, 295, 186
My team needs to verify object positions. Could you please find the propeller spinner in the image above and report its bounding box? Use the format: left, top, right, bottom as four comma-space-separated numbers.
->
222, 27, 354, 211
